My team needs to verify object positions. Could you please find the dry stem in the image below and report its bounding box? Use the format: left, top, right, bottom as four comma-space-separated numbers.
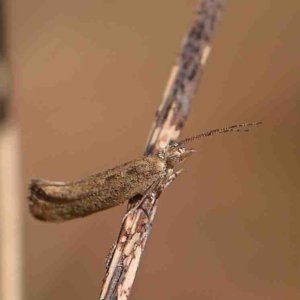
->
99, 1, 225, 299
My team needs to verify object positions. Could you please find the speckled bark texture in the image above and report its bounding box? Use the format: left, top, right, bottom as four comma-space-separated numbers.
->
100, 1, 225, 299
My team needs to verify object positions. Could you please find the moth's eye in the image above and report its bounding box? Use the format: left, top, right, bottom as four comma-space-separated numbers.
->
36, 188, 47, 199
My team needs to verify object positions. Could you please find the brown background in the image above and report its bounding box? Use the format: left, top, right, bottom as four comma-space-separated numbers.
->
7, 0, 300, 299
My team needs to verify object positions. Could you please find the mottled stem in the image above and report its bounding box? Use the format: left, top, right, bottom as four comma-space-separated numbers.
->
99, 1, 225, 299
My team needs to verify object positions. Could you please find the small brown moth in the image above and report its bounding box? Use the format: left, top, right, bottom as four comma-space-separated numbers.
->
29, 122, 261, 222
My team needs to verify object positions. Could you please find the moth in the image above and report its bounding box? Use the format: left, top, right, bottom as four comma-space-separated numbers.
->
29, 122, 260, 222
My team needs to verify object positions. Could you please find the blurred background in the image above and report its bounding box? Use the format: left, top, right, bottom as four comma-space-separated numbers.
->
1, 0, 299, 299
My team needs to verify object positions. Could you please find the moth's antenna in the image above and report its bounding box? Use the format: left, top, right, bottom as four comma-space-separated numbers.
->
177, 122, 262, 148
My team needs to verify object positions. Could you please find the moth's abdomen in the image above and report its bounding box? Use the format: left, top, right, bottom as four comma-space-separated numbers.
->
28, 155, 166, 222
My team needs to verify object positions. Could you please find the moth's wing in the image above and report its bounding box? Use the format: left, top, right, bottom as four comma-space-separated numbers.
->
28, 156, 164, 222
28, 169, 114, 222
29, 179, 75, 203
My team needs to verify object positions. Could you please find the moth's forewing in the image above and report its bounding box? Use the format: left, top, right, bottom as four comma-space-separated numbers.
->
29, 155, 165, 222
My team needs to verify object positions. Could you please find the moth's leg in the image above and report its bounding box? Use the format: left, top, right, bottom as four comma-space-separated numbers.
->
122, 178, 164, 222
126, 193, 143, 211
165, 169, 184, 188
122, 169, 184, 222
105, 242, 117, 269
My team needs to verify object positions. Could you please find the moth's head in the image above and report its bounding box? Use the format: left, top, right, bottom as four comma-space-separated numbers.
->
165, 144, 196, 168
